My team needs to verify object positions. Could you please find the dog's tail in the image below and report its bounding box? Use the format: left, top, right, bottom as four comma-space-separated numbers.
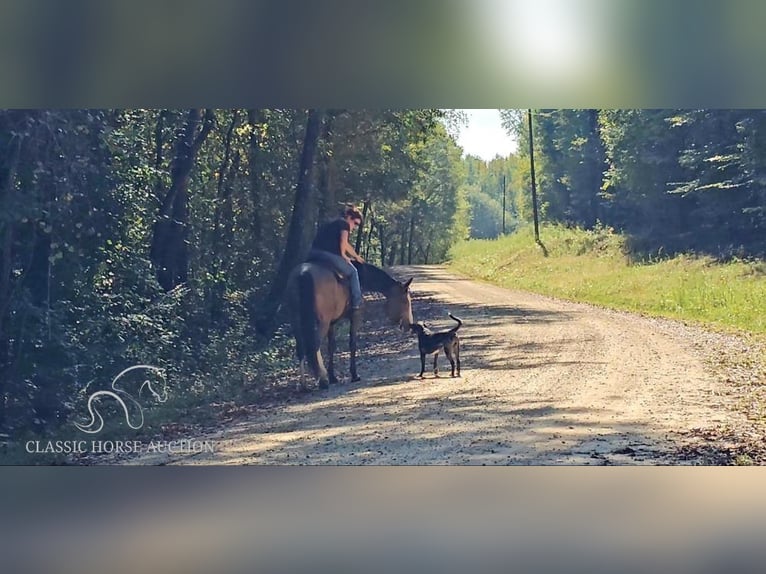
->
448, 313, 462, 332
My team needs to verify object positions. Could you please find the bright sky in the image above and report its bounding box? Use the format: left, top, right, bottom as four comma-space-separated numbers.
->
455, 109, 518, 162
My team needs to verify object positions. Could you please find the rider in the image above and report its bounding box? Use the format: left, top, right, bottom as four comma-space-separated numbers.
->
307, 205, 366, 317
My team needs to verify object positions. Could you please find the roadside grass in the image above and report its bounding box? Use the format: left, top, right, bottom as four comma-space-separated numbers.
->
448, 224, 766, 335
449, 224, 766, 465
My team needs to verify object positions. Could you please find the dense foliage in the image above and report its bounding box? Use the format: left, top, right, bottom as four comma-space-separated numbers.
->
3, 108, 764, 440
0, 109, 466, 436
503, 109, 766, 256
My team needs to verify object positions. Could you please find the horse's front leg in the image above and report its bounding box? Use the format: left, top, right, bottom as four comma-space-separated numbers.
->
327, 324, 339, 386
349, 311, 361, 382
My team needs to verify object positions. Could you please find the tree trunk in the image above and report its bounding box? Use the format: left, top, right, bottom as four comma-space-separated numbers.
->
317, 111, 338, 222
587, 109, 605, 226
0, 119, 22, 338
154, 111, 166, 170
0, 111, 27, 429
212, 111, 239, 262
378, 223, 387, 267
152, 110, 168, 193
22, 227, 51, 306
388, 238, 398, 267
399, 227, 406, 265
407, 215, 415, 265
365, 215, 375, 261
150, 109, 214, 291
355, 200, 370, 254
247, 109, 265, 244
257, 109, 324, 334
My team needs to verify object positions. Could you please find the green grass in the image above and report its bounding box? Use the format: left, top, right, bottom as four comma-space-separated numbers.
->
448, 224, 766, 335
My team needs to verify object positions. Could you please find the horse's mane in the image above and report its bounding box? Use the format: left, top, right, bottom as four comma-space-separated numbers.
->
355, 262, 398, 294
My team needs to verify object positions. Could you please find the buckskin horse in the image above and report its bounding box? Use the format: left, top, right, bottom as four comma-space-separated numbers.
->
286, 260, 413, 390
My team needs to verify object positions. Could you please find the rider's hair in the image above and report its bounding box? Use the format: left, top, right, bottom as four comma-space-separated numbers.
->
342, 205, 363, 223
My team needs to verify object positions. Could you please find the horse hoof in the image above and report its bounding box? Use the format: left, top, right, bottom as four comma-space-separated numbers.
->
318, 379, 330, 390
351, 375, 361, 383
329, 376, 340, 386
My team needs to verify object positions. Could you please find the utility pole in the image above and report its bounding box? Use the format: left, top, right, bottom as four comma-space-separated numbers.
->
502, 175, 506, 235
527, 109, 540, 242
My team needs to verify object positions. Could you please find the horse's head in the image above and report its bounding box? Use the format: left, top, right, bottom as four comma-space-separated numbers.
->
384, 277, 414, 331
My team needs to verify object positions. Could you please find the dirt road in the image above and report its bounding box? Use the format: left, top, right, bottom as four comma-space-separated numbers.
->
126, 265, 762, 465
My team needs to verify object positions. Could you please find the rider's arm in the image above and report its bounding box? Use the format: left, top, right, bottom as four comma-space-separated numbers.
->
339, 231, 364, 263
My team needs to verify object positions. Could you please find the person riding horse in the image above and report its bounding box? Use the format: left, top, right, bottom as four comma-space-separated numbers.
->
288, 207, 413, 389
306, 206, 365, 326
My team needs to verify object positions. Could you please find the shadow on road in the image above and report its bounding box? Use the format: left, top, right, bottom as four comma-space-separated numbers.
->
122, 265, 706, 465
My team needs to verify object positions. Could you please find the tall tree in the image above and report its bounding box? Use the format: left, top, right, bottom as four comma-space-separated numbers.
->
599, 109, 693, 250
257, 109, 324, 333
150, 109, 214, 291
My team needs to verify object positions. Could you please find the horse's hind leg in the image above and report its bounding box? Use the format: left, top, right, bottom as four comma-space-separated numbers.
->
309, 350, 329, 390
327, 324, 339, 385
445, 344, 456, 377
298, 359, 309, 393
313, 321, 330, 389
291, 312, 307, 392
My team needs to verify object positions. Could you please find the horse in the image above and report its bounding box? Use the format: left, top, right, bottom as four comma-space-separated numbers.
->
286, 260, 413, 390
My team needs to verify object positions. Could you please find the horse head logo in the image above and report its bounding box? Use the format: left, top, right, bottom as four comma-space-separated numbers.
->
74, 365, 168, 434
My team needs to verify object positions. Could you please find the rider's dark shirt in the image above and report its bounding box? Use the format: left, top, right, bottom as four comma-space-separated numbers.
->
311, 218, 350, 256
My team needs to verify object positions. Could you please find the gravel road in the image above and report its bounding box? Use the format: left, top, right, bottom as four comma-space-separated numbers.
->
122, 265, 765, 465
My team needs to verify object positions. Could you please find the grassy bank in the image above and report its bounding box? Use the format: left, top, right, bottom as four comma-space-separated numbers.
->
448, 224, 766, 335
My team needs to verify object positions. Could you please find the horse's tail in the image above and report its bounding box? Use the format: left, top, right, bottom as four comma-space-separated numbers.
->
448, 313, 463, 332
298, 270, 322, 378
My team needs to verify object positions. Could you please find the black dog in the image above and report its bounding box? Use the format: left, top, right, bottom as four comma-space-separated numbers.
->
410, 313, 462, 378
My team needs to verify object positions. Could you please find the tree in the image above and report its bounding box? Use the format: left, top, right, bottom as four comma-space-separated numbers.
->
599, 109, 691, 245
150, 109, 214, 291
665, 110, 766, 251
257, 109, 324, 334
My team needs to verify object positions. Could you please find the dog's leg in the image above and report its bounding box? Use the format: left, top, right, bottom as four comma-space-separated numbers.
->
455, 338, 461, 377
445, 344, 456, 377
433, 351, 439, 377
419, 352, 426, 378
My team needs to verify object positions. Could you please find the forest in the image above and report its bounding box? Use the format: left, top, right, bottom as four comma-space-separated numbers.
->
502, 109, 766, 256
0, 108, 764, 439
